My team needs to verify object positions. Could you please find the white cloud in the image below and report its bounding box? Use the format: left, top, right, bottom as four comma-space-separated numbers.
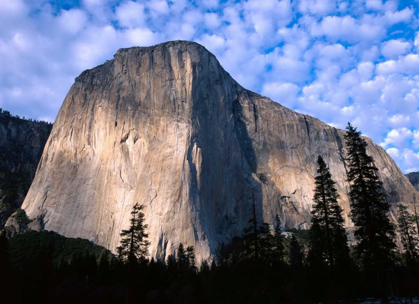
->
311, 15, 384, 43
298, 0, 336, 16
261, 82, 299, 108
116, 1, 146, 29
204, 13, 220, 29
148, 0, 170, 16
1, 0, 419, 172
381, 128, 413, 149
381, 39, 411, 59
126, 28, 158, 46
0, 0, 27, 16
384, 7, 413, 25
386, 147, 400, 159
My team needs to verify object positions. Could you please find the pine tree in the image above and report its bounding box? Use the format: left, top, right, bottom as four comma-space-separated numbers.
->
243, 193, 260, 260
397, 204, 419, 264
344, 123, 396, 273
117, 203, 150, 263
274, 214, 285, 263
258, 222, 274, 263
290, 235, 303, 268
177, 243, 188, 269
309, 156, 349, 271
186, 245, 197, 272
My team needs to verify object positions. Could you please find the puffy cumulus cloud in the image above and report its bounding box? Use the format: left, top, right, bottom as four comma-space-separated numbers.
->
115, 1, 146, 29
261, 82, 299, 108
390, 148, 419, 173
386, 147, 400, 159
298, 0, 337, 17
381, 39, 411, 59
310, 15, 385, 43
381, 128, 413, 149
2, 0, 419, 172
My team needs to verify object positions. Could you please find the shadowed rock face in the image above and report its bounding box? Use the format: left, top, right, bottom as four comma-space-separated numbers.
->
20, 41, 419, 261
406, 172, 419, 191
0, 112, 52, 227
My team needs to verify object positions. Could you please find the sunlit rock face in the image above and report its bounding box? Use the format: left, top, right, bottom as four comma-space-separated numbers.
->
21, 41, 418, 261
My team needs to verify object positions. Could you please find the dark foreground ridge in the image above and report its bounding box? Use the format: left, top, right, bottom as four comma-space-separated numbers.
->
1, 229, 418, 304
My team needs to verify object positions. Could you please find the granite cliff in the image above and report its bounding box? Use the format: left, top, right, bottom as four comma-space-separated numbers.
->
406, 172, 419, 191
19, 41, 418, 261
0, 110, 52, 227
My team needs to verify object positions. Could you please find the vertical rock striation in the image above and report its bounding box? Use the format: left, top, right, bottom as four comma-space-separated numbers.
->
20, 41, 419, 261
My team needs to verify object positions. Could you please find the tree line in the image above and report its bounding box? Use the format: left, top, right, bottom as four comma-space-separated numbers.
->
112, 122, 419, 302
0, 108, 52, 125
0, 123, 418, 303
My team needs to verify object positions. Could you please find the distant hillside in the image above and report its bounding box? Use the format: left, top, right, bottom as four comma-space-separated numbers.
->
406, 172, 419, 191
0, 109, 52, 228
8, 231, 114, 270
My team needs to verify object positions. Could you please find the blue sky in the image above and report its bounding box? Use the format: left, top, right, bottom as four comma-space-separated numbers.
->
1, 0, 419, 172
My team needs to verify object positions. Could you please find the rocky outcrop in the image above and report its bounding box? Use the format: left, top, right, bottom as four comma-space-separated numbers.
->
0, 111, 52, 227
19, 41, 419, 261
406, 172, 419, 191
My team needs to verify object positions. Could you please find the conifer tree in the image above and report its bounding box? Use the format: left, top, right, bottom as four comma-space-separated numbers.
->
243, 193, 260, 260
397, 204, 419, 264
117, 203, 150, 263
309, 156, 349, 271
344, 123, 396, 272
186, 245, 197, 272
274, 214, 285, 263
258, 223, 274, 263
290, 235, 303, 268
177, 243, 188, 269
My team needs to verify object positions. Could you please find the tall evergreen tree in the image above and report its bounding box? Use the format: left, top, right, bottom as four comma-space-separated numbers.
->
117, 203, 150, 263
186, 245, 197, 272
344, 123, 396, 275
290, 235, 303, 268
243, 193, 260, 260
397, 204, 419, 264
177, 243, 188, 268
258, 223, 274, 263
309, 156, 349, 271
274, 214, 285, 263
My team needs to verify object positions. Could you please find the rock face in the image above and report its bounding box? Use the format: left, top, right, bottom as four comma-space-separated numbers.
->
406, 172, 419, 191
0, 111, 52, 227
20, 41, 419, 261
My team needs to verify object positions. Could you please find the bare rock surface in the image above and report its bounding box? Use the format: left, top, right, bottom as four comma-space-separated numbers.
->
20, 41, 419, 261
406, 172, 419, 191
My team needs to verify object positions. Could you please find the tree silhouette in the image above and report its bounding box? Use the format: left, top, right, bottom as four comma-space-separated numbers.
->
309, 156, 349, 271
186, 245, 197, 272
117, 203, 150, 263
345, 123, 396, 295
290, 235, 303, 268
243, 193, 260, 260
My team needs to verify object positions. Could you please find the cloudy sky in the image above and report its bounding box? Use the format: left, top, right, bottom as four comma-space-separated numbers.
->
1, 0, 419, 172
